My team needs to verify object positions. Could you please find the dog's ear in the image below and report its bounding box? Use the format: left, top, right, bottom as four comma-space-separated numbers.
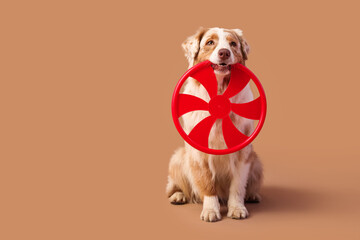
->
182, 27, 207, 66
232, 29, 250, 61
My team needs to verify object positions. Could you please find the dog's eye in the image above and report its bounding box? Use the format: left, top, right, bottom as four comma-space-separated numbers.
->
230, 41, 237, 47
206, 40, 214, 45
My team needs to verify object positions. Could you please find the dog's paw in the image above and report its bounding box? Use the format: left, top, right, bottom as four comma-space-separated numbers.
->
227, 204, 249, 219
245, 193, 261, 203
169, 192, 187, 205
200, 208, 221, 222
200, 196, 221, 222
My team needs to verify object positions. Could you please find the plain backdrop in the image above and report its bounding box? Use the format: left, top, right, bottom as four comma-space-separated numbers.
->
1, 0, 360, 239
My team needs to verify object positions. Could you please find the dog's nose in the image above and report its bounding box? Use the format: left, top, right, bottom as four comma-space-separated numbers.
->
218, 48, 231, 60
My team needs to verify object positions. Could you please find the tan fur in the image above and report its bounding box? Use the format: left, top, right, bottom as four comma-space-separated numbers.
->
226, 35, 243, 63
167, 27, 263, 221
194, 33, 218, 65
181, 27, 208, 67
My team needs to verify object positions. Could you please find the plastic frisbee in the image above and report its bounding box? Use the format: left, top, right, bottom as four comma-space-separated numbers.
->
171, 60, 267, 155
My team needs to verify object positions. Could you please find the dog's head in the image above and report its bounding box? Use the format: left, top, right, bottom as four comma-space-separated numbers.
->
182, 27, 250, 76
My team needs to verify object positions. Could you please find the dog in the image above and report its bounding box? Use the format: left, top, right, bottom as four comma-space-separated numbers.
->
166, 27, 263, 222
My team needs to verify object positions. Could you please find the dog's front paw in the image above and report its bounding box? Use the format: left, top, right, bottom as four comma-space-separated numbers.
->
200, 208, 221, 222
169, 192, 187, 205
200, 196, 221, 222
227, 204, 249, 219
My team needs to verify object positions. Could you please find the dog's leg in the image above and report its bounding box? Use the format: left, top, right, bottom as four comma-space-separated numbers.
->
167, 178, 187, 205
245, 151, 263, 203
191, 157, 221, 222
227, 153, 251, 219
201, 195, 221, 222
167, 147, 189, 205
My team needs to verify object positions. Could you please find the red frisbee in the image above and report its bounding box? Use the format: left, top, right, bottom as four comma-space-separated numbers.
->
171, 60, 267, 155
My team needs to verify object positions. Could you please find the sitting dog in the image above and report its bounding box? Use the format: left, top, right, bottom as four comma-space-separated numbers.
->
166, 27, 263, 222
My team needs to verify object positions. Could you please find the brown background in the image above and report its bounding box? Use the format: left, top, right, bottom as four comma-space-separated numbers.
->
1, 0, 360, 239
